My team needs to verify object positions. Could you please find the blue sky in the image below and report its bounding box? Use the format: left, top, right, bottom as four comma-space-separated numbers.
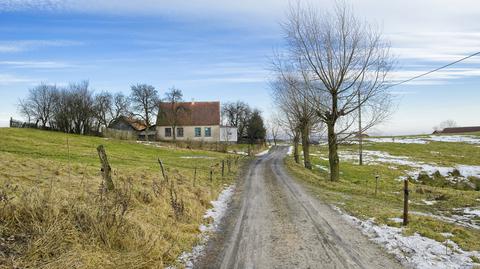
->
1, 0, 479, 135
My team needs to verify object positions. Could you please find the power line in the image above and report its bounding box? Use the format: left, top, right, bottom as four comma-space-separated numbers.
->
387, 51, 480, 88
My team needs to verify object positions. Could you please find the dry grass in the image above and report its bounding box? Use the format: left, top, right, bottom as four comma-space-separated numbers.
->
0, 128, 244, 268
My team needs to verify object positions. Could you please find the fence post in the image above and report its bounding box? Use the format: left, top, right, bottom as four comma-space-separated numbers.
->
375, 175, 379, 197
193, 167, 197, 187
96, 145, 115, 191
221, 160, 225, 177
209, 168, 213, 182
403, 179, 409, 226
158, 158, 168, 182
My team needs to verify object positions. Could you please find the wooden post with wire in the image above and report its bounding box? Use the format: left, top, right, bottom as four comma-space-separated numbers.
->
96, 145, 115, 191
403, 179, 409, 226
193, 167, 197, 187
158, 158, 168, 182
221, 160, 225, 177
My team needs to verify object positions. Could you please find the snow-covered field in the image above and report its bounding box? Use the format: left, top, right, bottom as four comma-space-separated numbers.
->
335, 207, 480, 269
173, 184, 235, 269
365, 135, 480, 145
339, 150, 480, 182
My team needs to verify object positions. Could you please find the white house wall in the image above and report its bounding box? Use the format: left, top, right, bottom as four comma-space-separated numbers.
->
157, 125, 220, 142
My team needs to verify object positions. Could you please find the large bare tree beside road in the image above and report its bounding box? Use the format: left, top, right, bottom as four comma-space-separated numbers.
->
280, 2, 394, 180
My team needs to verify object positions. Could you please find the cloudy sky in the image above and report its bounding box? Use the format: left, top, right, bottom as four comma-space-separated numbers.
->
0, 0, 479, 135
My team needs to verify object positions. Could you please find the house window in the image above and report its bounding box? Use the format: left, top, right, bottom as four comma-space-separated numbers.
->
205, 127, 212, 137
165, 128, 172, 137
177, 127, 184, 137
195, 127, 202, 137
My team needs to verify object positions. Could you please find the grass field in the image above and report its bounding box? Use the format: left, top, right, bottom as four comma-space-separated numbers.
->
0, 128, 245, 268
286, 135, 480, 252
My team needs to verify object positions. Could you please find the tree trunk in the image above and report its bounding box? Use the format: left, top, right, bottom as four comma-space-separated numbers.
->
301, 124, 312, 169
327, 122, 340, 181
293, 133, 300, 164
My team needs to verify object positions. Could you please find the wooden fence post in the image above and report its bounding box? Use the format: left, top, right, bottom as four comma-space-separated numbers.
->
193, 167, 197, 187
96, 145, 115, 191
209, 168, 213, 182
221, 160, 225, 177
375, 175, 379, 197
158, 158, 168, 182
403, 179, 409, 226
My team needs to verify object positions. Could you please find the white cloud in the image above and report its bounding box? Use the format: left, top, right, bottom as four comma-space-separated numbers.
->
0, 74, 37, 85
0, 61, 74, 68
0, 40, 83, 53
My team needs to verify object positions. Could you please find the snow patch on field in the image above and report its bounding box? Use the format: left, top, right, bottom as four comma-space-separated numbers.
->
334, 207, 480, 269
366, 137, 428, 144
339, 150, 480, 182
175, 185, 235, 268
364, 135, 480, 145
427, 135, 480, 144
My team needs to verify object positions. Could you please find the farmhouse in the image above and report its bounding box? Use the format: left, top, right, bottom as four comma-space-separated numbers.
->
435, 126, 480, 134
156, 101, 237, 142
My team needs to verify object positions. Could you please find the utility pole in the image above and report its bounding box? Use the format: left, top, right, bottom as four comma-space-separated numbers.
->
358, 90, 363, 165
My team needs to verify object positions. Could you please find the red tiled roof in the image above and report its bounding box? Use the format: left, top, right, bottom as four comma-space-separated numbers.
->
157, 101, 220, 126
441, 126, 480, 134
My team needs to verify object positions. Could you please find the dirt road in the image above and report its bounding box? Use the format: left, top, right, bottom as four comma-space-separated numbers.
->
196, 146, 403, 269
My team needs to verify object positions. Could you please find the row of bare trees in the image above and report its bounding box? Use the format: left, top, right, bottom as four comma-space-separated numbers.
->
18, 81, 181, 138
272, 2, 394, 181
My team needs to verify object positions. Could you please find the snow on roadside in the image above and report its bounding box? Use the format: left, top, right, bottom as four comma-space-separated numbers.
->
334, 207, 480, 269
174, 185, 235, 269
287, 146, 293, 156
180, 156, 214, 159
255, 149, 270, 157
228, 150, 248, 156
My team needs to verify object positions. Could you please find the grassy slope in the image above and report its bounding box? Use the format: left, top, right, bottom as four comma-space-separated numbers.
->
286, 140, 480, 252
0, 128, 244, 268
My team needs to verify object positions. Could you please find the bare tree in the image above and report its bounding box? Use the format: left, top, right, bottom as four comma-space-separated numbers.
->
271, 75, 320, 169
281, 2, 394, 180
129, 84, 159, 141
19, 83, 58, 128
221, 101, 252, 141
160, 87, 185, 141
267, 114, 280, 146
112, 92, 130, 120
18, 98, 34, 124
433, 119, 457, 132
93, 91, 113, 131
69, 81, 95, 135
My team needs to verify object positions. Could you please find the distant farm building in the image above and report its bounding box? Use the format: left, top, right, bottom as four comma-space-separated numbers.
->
107, 116, 155, 140
434, 126, 480, 134
156, 101, 237, 143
